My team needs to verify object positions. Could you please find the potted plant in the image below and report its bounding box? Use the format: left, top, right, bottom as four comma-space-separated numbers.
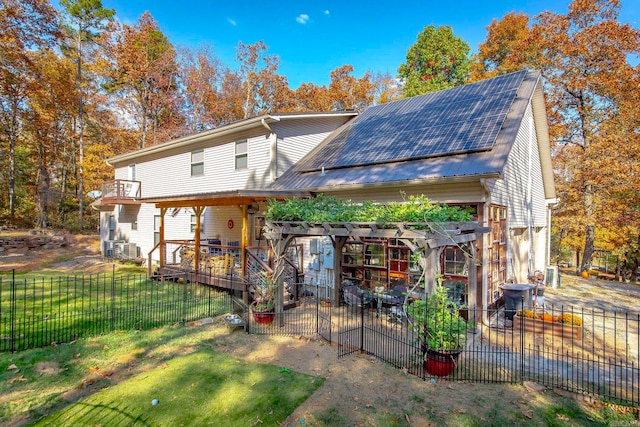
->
408, 277, 471, 377
250, 273, 277, 324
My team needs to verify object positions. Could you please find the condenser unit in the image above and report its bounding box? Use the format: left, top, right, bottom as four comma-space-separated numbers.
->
123, 242, 139, 259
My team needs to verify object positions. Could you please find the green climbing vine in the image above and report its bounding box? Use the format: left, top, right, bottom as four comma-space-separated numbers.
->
265, 193, 472, 226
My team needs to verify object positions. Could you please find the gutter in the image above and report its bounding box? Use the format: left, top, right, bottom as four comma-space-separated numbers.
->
306, 172, 502, 193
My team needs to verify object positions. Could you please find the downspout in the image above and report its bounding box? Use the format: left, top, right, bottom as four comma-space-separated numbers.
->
545, 198, 558, 267
527, 116, 534, 275
261, 118, 278, 181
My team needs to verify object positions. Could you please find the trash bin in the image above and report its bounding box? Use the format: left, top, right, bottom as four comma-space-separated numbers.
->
500, 283, 534, 320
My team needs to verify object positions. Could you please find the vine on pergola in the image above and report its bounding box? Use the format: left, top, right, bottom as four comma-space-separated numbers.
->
263, 195, 488, 320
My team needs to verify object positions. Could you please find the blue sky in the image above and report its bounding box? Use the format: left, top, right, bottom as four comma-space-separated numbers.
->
58, 0, 640, 89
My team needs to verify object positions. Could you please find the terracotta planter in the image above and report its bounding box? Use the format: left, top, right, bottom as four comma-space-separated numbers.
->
513, 314, 582, 339
424, 348, 462, 377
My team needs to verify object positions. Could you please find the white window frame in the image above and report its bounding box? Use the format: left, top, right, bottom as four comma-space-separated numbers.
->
235, 140, 247, 169
191, 149, 204, 176
191, 214, 204, 233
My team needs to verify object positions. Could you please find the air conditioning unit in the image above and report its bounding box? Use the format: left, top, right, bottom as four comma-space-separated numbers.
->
123, 242, 139, 259
103, 241, 114, 257
103, 240, 125, 258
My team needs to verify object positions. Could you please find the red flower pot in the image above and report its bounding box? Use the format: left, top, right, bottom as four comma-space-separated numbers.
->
424, 349, 461, 377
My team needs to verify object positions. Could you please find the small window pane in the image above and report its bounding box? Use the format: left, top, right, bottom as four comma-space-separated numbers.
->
192, 149, 204, 163
235, 154, 247, 169
235, 141, 247, 154
191, 149, 204, 176
191, 163, 204, 176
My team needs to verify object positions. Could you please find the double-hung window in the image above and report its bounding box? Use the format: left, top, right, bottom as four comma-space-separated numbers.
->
190, 215, 204, 233
191, 149, 204, 176
235, 140, 247, 169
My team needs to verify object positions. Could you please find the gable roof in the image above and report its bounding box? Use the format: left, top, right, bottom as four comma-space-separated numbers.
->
274, 70, 555, 199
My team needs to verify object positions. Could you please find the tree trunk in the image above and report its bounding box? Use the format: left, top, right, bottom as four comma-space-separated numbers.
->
77, 34, 85, 231
580, 181, 595, 273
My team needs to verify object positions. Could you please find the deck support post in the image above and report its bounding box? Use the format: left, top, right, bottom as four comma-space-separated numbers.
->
159, 208, 167, 269
192, 206, 205, 279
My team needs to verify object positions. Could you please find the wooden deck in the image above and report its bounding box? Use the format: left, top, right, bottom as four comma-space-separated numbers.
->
158, 265, 247, 292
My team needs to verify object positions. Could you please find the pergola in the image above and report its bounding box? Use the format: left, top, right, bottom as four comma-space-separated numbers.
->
264, 220, 490, 322
144, 190, 311, 276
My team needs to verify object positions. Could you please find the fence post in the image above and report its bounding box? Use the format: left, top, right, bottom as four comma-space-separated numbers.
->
519, 295, 525, 384
110, 265, 116, 331
359, 299, 364, 353
10, 269, 16, 352
315, 283, 319, 335
182, 276, 188, 323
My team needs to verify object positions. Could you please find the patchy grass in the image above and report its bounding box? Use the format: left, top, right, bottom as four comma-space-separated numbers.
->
33, 349, 323, 426
0, 323, 637, 427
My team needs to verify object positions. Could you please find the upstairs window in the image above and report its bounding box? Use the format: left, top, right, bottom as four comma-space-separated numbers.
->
191, 149, 204, 176
190, 214, 204, 233
235, 140, 247, 169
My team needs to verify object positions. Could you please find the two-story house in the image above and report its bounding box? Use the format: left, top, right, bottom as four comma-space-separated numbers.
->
95, 70, 555, 310
95, 112, 357, 274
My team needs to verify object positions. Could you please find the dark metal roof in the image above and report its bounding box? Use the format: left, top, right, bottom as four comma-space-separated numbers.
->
275, 70, 542, 191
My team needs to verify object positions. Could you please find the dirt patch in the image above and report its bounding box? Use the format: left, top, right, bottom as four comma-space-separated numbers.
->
205, 323, 602, 426
0, 233, 131, 274
34, 362, 62, 377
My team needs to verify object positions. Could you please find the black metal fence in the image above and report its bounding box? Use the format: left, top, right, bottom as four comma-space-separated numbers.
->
238, 283, 639, 407
0, 271, 234, 352
332, 301, 639, 407
2, 273, 638, 407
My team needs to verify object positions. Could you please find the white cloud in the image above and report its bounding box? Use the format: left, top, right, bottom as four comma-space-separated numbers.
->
296, 14, 309, 24
227, 17, 237, 26
324, 10, 330, 15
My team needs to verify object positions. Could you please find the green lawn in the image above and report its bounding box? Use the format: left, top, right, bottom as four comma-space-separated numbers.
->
34, 350, 323, 426
0, 273, 233, 351
0, 323, 323, 426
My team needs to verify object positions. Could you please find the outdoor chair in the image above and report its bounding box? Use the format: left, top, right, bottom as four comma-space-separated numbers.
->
342, 285, 373, 309
384, 286, 408, 323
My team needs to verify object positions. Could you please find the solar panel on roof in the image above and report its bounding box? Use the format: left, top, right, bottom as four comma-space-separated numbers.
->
299, 70, 527, 171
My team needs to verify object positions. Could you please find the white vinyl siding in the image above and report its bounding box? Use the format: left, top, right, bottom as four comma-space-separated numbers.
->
274, 117, 352, 178
490, 102, 546, 228
325, 182, 484, 205
105, 116, 354, 257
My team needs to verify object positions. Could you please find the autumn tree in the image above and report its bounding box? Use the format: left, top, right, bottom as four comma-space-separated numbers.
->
293, 82, 332, 112
0, 0, 59, 221
327, 65, 375, 111
101, 12, 184, 149
60, 0, 114, 229
180, 46, 224, 132
398, 25, 471, 97
469, 12, 530, 81
473, 0, 640, 274
236, 41, 293, 118
372, 71, 402, 105
24, 50, 77, 228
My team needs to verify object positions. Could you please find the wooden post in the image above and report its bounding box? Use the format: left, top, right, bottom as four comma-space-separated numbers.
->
159, 207, 167, 269
241, 204, 248, 277
272, 234, 295, 327
193, 206, 205, 279
333, 236, 347, 306
466, 241, 477, 311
